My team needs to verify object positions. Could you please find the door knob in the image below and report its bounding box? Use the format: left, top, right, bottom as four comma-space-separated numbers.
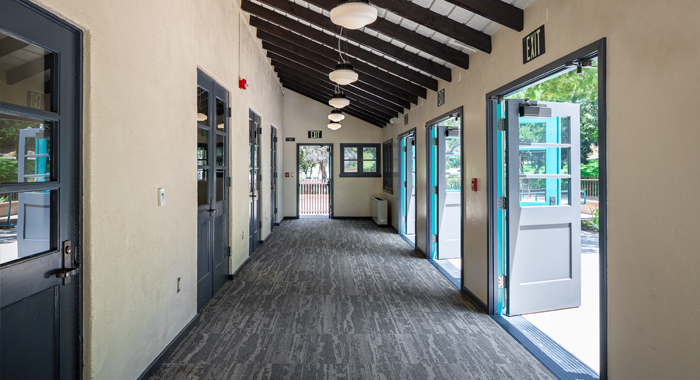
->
55, 268, 80, 278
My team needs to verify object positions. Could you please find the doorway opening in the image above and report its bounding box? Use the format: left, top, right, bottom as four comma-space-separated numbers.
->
398, 129, 416, 247
197, 71, 229, 311
425, 108, 463, 288
297, 144, 332, 218
487, 40, 606, 379
249, 110, 261, 254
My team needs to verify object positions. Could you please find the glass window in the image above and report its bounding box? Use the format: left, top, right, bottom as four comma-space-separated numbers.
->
216, 133, 225, 167
519, 178, 570, 206
0, 31, 55, 112
0, 114, 53, 183
0, 190, 54, 265
340, 144, 381, 177
197, 87, 208, 127
382, 139, 393, 193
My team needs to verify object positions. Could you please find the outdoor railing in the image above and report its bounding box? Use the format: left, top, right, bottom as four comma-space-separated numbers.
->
581, 178, 599, 201
299, 180, 329, 215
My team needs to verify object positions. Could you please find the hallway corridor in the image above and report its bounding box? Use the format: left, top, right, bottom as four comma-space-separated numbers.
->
146, 219, 554, 379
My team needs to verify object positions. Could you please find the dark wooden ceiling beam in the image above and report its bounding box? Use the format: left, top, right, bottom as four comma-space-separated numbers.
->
266, 48, 411, 110
281, 83, 386, 127
244, 6, 437, 91
248, 0, 451, 82
254, 21, 426, 100
301, 0, 470, 69
370, 0, 492, 53
276, 69, 397, 120
259, 35, 418, 105
280, 78, 389, 125
272, 59, 403, 114
441, 0, 524, 32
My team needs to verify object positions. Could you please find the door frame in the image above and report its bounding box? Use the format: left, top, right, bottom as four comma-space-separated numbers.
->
270, 125, 278, 230
397, 128, 416, 247
485, 38, 607, 379
424, 107, 464, 284
0, 0, 84, 376
295, 143, 333, 218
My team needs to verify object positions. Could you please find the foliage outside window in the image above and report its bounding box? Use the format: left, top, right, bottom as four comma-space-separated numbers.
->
340, 143, 381, 177
382, 139, 393, 193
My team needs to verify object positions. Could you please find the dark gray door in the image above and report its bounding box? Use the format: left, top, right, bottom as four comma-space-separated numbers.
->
249, 110, 261, 253
0, 1, 82, 378
270, 127, 277, 230
196, 71, 229, 311
506, 100, 581, 315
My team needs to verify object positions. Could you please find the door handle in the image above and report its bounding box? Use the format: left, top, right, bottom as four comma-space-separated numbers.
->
208, 197, 217, 214
55, 268, 80, 278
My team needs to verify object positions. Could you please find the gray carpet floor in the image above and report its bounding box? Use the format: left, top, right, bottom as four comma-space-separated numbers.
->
146, 219, 555, 380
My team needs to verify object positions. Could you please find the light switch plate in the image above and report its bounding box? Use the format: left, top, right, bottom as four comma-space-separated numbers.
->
158, 188, 165, 206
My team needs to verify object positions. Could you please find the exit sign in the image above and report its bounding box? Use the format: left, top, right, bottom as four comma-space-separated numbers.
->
308, 130, 322, 139
523, 25, 545, 64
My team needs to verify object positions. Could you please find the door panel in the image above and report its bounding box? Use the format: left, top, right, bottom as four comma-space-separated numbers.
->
249, 111, 261, 254
0, 1, 82, 378
506, 100, 581, 316
196, 72, 229, 311
270, 128, 277, 230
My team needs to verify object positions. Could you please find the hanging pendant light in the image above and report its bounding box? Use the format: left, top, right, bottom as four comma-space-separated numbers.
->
197, 113, 208, 121
328, 109, 345, 122
329, 62, 359, 85
330, 0, 378, 30
329, 91, 350, 109
328, 122, 342, 130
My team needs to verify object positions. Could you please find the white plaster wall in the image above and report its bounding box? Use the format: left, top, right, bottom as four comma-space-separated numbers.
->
22, 0, 284, 378
282, 90, 383, 217
380, 0, 700, 377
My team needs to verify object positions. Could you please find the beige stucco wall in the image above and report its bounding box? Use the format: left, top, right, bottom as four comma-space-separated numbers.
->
282, 89, 383, 218
380, 0, 700, 377
23, 0, 284, 379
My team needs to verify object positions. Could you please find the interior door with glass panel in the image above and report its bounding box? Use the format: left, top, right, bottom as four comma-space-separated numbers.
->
196, 71, 229, 311
430, 119, 461, 260
505, 100, 581, 316
248, 110, 261, 254
270, 127, 277, 230
0, 2, 81, 378
400, 135, 416, 243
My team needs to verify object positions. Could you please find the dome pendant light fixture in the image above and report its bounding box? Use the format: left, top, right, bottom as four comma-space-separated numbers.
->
328, 122, 342, 130
330, 0, 378, 30
197, 113, 208, 121
329, 91, 350, 109
329, 62, 358, 85
328, 109, 345, 122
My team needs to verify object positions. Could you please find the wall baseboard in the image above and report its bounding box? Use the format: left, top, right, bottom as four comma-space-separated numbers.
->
283, 216, 299, 220
137, 314, 200, 380
228, 256, 252, 281
461, 285, 488, 313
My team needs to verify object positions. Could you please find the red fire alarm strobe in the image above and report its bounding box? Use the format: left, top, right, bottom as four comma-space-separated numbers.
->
239, 79, 248, 90
285, 172, 290, 178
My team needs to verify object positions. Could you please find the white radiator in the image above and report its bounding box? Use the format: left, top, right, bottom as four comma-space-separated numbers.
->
372, 197, 388, 226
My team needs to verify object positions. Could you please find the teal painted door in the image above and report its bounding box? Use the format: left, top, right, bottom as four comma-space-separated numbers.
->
505, 100, 582, 316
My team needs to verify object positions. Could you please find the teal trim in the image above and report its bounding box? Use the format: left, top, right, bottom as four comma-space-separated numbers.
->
496, 102, 506, 315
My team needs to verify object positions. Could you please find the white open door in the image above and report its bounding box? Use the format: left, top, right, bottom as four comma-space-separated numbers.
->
506, 100, 582, 316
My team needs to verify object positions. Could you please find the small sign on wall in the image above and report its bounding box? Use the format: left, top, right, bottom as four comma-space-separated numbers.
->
285, 137, 295, 142
523, 25, 546, 64
308, 130, 322, 139
437, 89, 445, 107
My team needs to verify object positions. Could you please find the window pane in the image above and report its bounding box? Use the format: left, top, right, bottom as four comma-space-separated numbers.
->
519, 147, 570, 175
198, 169, 208, 206
216, 98, 226, 131
197, 142, 207, 166
197, 87, 208, 127
216, 133, 225, 167
344, 160, 358, 173
519, 178, 570, 207
363, 147, 376, 160
344, 147, 357, 160
0, 31, 54, 112
518, 122, 546, 143
216, 171, 224, 201
0, 114, 52, 183
0, 191, 54, 265
363, 160, 376, 172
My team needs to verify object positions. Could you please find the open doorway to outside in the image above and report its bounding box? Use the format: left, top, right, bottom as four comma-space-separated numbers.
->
426, 108, 463, 288
398, 129, 416, 247
488, 40, 606, 379
297, 144, 332, 218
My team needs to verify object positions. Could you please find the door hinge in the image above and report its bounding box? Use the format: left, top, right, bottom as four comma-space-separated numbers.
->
432, 137, 438, 146
228, 107, 232, 118
227, 176, 231, 187
497, 119, 507, 131
432, 186, 438, 195
402, 181, 407, 188
227, 247, 231, 257
431, 234, 437, 243
498, 275, 507, 288
498, 197, 507, 209
274, 136, 278, 142
258, 127, 262, 135
403, 146, 407, 152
